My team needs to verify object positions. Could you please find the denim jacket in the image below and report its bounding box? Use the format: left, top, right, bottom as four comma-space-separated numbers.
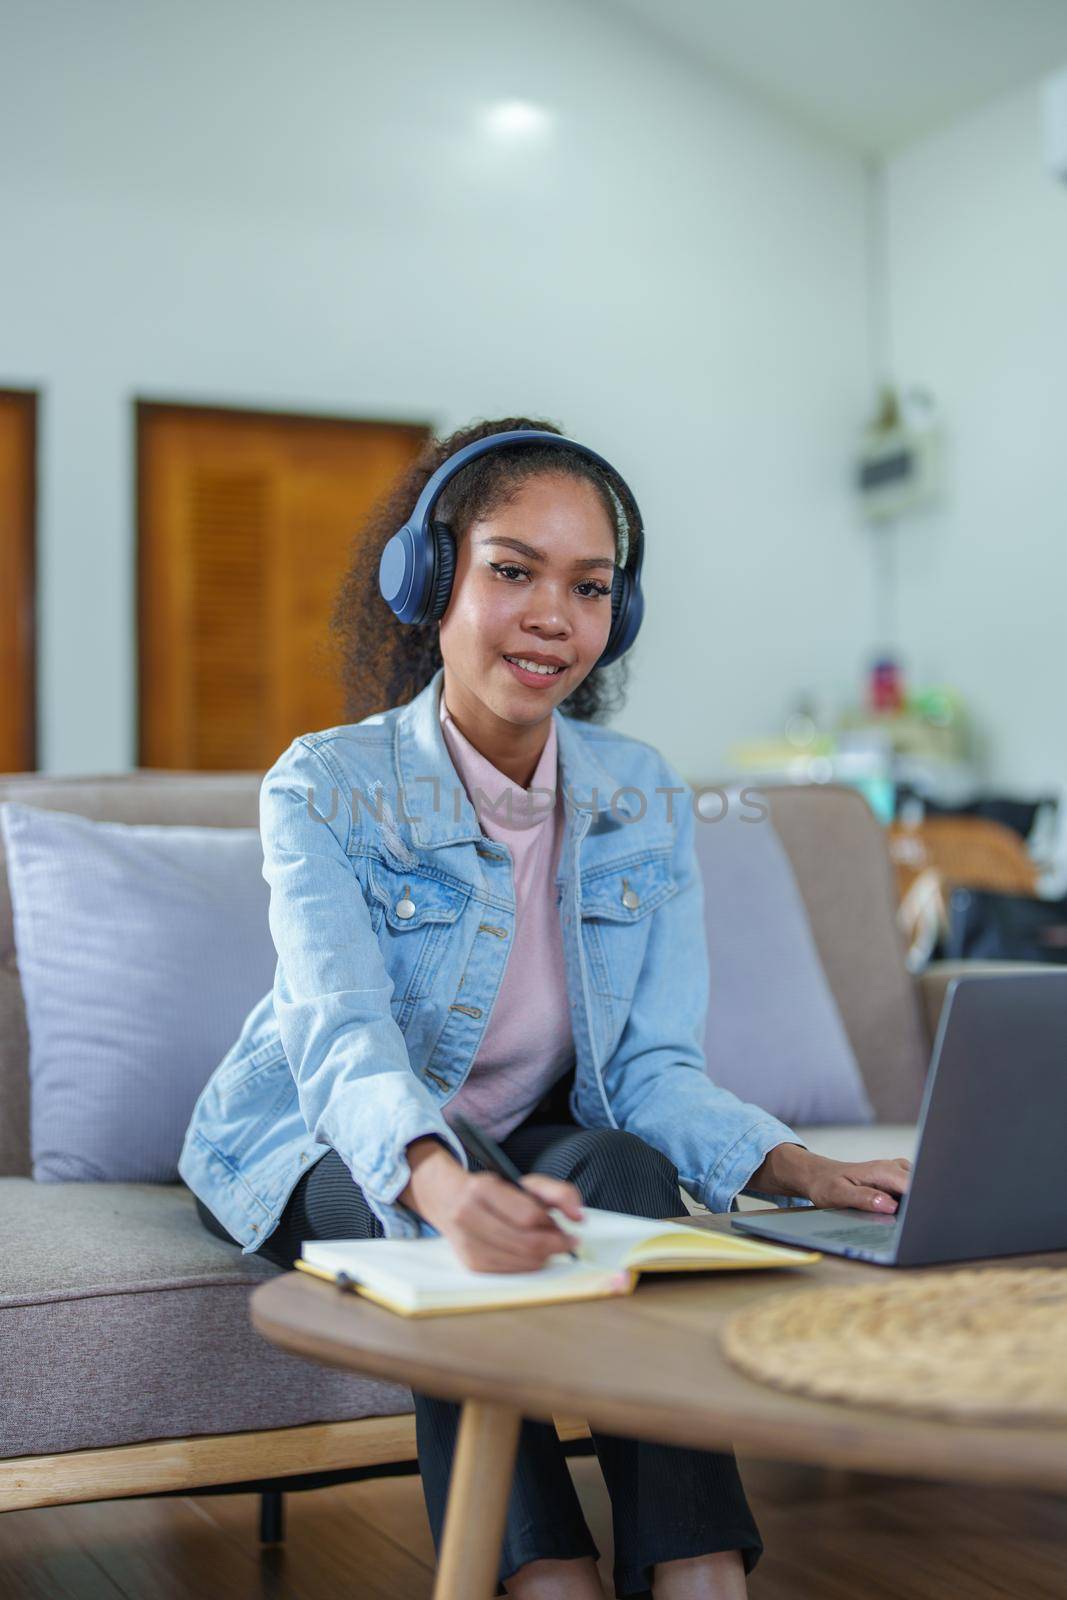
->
178, 666, 812, 1253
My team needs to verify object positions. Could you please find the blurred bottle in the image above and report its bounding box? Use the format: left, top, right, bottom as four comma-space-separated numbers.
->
868, 656, 905, 715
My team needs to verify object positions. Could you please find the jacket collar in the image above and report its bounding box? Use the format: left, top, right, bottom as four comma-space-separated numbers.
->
392, 665, 639, 850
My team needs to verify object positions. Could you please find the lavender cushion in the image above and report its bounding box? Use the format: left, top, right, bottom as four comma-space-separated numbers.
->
0, 802, 277, 1182
695, 803, 874, 1126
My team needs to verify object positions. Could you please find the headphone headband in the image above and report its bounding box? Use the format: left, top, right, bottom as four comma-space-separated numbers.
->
378, 428, 645, 666
411, 429, 641, 556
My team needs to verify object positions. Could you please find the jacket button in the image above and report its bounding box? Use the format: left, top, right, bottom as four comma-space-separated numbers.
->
622, 880, 639, 910
395, 884, 416, 919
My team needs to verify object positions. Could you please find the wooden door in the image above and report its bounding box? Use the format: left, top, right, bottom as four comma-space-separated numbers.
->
0, 390, 37, 773
137, 403, 430, 770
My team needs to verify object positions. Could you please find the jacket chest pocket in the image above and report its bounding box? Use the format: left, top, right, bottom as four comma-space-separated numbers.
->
365, 855, 469, 1011
579, 848, 677, 1002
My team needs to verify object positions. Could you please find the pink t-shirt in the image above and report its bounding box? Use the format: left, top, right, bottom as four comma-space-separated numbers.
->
438, 694, 575, 1141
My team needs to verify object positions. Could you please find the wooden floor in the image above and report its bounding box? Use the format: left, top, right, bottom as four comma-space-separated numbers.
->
2, 1455, 1066, 1599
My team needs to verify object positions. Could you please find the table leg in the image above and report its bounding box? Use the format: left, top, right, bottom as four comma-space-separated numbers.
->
433, 1400, 522, 1600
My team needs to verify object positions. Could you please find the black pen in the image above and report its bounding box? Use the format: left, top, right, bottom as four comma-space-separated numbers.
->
449, 1113, 582, 1261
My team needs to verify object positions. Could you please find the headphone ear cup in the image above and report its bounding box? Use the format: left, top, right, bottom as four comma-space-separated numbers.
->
600, 565, 631, 666
427, 520, 456, 622
610, 563, 627, 622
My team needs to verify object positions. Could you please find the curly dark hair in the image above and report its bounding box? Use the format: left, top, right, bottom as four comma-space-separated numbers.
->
327, 415, 642, 725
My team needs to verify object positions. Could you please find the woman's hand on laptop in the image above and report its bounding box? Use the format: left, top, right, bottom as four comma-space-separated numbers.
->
750, 1142, 912, 1213
803, 1155, 911, 1213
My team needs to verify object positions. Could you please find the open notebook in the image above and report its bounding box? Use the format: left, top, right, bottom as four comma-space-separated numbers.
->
293, 1206, 822, 1317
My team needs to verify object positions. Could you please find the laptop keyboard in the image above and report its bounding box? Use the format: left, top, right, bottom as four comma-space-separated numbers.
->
815, 1222, 898, 1248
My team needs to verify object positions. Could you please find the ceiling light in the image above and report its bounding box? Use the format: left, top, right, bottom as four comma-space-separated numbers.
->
482, 100, 553, 140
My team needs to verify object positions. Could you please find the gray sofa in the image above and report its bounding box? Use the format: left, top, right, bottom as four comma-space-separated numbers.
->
0, 770, 971, 1522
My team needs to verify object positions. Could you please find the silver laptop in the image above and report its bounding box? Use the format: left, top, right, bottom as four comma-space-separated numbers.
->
729, 971, 1067, 1267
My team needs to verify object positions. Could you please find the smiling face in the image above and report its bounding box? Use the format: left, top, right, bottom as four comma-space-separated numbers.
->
437, 471, 618, 777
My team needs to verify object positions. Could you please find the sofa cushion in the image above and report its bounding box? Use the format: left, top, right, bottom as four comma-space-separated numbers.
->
0, 1180, 413, 1459
0, 770, 264, 1181
0, 801, 279, 1183
791, 1122, 919, 1166
695, 804, 875, 1126
766, 786, 929, 1121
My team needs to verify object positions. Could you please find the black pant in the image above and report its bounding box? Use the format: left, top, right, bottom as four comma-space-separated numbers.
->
195, 1085, 763, 1597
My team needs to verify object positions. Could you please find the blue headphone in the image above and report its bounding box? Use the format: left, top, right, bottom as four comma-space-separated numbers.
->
377, 429, 644, 667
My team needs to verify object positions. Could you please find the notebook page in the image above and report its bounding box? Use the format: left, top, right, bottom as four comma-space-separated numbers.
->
573, 1208, 815, 1269
571, 1208, 718, 1268
302, 1235, 608, 1309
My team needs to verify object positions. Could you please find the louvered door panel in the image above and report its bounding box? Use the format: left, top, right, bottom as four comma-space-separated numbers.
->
138, 404, 429, 770
0, 391, 37, 772
188, 470, 270, 770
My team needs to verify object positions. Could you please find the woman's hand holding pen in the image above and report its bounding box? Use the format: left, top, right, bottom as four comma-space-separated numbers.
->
399, 1136, 584, 1273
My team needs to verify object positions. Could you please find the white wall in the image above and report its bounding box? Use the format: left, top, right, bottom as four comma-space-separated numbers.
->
886, 76, 1067, 797
0, 0, 871, 778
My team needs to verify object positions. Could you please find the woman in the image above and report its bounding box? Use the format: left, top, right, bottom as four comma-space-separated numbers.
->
181, 416, 911, 1599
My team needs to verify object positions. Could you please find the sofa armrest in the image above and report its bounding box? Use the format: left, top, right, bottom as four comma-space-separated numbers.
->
916, 960, 1052, 1044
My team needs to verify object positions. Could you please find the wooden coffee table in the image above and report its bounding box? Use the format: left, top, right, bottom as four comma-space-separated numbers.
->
250, 1211, 1067, 1599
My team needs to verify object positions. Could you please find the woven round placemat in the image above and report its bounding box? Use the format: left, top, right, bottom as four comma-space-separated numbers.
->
720, 1268, 1067, 1426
